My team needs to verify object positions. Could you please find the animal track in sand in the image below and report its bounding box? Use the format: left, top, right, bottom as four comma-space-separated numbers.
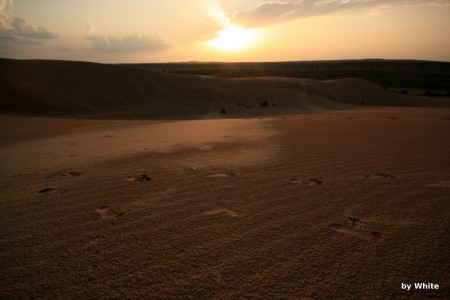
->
427, 181, 450, 188
95, 206, 126, 219
289, 179, 302, 184
37, 188, 67, 194
364, 173, 395, 179
204, 172, 236, 178
290, 178, 323, 186
198, 144, 213, 151
124, 174, 152, 182
204, 208, 242, 217
330, 215, 384, 240
386, 116, 399, 120
47, 171, 81, 178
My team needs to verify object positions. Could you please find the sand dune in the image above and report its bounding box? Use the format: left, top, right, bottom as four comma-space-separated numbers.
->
2, 59, 448, 118
1, 59, 449, 298
324, 78, 450, 107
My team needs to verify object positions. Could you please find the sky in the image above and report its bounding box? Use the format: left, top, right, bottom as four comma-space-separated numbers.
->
0, 0, 449, 63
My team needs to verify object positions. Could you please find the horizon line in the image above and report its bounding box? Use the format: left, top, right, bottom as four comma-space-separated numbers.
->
1, 57, 450, 64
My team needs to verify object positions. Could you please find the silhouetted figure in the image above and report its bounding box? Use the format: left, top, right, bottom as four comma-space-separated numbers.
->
360, 96, 367, 106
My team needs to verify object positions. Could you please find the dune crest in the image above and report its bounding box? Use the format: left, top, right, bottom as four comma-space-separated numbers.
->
2, 59, 447, 118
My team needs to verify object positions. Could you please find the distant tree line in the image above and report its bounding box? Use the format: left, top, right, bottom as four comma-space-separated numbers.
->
124, 60, 450, 95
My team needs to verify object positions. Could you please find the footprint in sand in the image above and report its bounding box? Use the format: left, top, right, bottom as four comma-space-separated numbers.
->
386, 116, 399, 120
290, 179, 302, 184
204, 172, 236, 178
48, 172, 81, 178
124, 174, 152, 182
427, 181, 450, 188
365, 173, 395, 179
66, 172, 81, 176
290, 178, 323, 186
198, 145, 213, 151
330, 216, 384, 240
95, 206, 126, 219
37, 188, 67, 194
204, 208, 242, 218
303, 178, 323, 186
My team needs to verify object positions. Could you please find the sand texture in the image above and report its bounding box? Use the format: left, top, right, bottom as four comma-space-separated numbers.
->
1, 59, 449, 298
1, 106, 449, 299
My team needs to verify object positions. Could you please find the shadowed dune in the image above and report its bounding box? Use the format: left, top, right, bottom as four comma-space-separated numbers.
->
1, 59, 450, 299
2, 59, 448, 118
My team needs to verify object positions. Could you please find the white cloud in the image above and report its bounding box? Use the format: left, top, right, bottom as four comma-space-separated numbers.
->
10, 17, 58, 39
0, 0, 12, 29
85, 22, 95, 37
0, 0, 58, 51
84, 23, 169, 53
232, 0, 450, 27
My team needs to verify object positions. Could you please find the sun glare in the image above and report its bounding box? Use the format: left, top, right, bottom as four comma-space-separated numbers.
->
209, 25, 259, 52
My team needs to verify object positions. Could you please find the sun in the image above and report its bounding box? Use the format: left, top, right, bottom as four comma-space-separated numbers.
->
208, 25, 259, 52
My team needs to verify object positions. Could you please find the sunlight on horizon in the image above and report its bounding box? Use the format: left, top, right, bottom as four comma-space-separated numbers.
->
195, 3, 260, 54
1, 1, 449, 62
208, 24, 260, 52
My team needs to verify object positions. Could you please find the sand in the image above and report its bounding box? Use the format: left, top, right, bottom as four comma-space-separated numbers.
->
1, 58, 449, 298
1, 106, 449, 299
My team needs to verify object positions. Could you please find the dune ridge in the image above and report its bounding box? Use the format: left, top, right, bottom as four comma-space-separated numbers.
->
2, 59, 448, 118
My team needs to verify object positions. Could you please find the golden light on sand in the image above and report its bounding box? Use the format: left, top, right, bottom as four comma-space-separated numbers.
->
208, 25, 259, 52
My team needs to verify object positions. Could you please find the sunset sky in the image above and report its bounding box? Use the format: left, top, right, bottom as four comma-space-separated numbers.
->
1, 0, 449, 63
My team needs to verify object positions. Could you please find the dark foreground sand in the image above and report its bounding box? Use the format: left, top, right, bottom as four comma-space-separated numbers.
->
1, 107, 449, 299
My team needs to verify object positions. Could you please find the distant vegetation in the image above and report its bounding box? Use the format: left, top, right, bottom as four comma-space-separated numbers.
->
124, 60, 450, 97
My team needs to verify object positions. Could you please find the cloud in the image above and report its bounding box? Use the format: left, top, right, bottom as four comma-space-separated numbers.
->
232, 0, 450, 27
10, 17, 58, 39
0, 0, 58, 49
84, 23, 169, 53
85, 22, 95, 37
0, 0, 12, 28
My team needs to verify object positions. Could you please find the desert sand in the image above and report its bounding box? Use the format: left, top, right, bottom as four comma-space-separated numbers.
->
1, 59, 449, 299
